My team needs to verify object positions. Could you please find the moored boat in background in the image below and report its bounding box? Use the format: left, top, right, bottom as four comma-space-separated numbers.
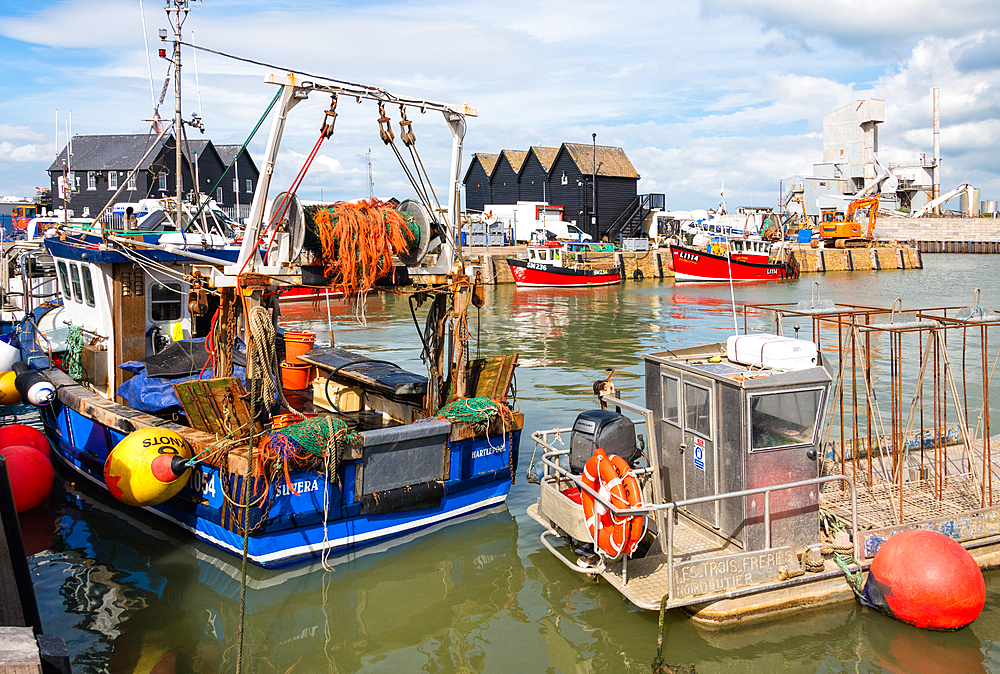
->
507, 241, 622, 287
670, 240, 798, 282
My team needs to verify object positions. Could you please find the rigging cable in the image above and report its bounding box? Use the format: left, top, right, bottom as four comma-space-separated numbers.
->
177, 40, 380, 93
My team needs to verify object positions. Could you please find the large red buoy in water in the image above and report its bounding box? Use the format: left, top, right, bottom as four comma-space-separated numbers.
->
0, 424, 50, 457
0, 445, 54, 512
863, 529, 985, 630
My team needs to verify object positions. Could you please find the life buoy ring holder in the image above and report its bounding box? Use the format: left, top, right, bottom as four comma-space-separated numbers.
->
580, 448, 646, 559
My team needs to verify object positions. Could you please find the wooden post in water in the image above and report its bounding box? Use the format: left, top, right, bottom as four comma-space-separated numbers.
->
0, 456, 41, 633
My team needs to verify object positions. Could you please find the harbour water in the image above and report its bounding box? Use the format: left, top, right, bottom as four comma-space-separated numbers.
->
26, 254, 1000, 672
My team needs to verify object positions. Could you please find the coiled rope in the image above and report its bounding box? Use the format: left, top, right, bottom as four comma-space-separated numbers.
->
65, 325, 85, 381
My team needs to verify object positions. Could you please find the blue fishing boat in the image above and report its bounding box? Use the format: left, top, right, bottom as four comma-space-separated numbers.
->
16, 3, 521, 568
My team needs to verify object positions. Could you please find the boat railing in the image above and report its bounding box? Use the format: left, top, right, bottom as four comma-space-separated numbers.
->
532, 422, 860, 604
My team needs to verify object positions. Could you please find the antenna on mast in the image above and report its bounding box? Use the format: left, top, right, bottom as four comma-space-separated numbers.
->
139, 0, 157, 119
367, 148, 374, 199
192, 29, 203, 118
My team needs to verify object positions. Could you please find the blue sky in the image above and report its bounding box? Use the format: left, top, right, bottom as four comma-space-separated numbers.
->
1, 0, 998, 210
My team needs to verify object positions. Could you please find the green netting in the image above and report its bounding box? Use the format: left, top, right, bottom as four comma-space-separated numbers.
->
265, 416, 359, 461
434, 397, 500, 425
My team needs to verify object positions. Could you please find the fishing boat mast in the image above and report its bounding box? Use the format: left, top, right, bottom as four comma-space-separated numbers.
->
163, 0, 193, 228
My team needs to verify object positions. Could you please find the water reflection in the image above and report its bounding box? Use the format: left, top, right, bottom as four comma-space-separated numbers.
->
28, 255, 1000, 672
39, 480, 525, 673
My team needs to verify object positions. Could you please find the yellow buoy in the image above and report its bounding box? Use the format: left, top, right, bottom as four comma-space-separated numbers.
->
0, 370, 22, 405
104, 428, 192, 506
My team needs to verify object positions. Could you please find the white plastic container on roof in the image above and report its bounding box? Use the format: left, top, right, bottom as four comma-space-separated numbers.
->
726, 334, 818, 371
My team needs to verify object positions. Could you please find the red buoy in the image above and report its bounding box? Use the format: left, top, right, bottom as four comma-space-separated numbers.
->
0, 424, 50, 457
863, 529, 985, 630
0, 446, 54, 512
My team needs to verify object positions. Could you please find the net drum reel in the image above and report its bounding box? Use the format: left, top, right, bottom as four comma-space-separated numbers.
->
267, 191, 306, 266
396, 199, 435, 267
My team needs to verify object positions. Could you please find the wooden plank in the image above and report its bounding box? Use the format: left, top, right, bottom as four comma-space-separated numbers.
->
0, 459, 39, 633
449, 410, 524, 442
0, 627, 41, 674
173, 377, 255, 437
473, 353, 518, 402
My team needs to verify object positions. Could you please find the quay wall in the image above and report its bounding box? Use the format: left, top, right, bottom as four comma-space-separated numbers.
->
463, 243, 922, 284
876, 216, 1000, 253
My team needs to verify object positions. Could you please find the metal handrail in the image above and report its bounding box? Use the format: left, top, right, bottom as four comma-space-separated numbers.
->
532, 425, 860, 601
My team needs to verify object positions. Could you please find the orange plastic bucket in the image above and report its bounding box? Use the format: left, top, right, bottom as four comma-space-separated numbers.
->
270, 412, 318, 430
280, 361, 314, 391
284, 330, 316, 365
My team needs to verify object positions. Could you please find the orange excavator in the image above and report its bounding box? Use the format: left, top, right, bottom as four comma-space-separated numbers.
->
819, 195, 879, 247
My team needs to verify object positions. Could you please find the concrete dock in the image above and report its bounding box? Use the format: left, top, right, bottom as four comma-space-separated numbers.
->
463, 242, 924, 284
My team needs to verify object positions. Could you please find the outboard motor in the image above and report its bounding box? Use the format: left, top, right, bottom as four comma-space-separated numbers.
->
569, 410, 641, 474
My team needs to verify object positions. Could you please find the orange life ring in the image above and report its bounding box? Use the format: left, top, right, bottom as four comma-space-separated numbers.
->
580, 448, 645, 558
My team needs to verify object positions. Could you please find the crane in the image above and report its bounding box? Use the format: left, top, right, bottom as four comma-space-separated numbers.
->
909, 183, 975, 218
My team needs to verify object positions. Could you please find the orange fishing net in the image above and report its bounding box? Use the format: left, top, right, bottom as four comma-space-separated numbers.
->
310, 199, 416, 297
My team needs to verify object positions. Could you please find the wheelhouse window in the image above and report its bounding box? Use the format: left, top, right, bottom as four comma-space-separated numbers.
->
150, 282, 182, 322
57, 261, 71, 300
662, 375, 680, 425
684, 382, 712, 439
749, 388, 824, 452
69, 264, 83, 303
81, 265, 96, 307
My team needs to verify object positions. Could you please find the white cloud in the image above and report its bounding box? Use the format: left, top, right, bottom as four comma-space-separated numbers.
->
1, 0, 999, 206
0, 124, 47, 142
0, 142, 54, 163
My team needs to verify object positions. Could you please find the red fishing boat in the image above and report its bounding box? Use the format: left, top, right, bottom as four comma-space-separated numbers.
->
507, 242, 622, 287
670, 240, 798, 283
279, 286, 342, 303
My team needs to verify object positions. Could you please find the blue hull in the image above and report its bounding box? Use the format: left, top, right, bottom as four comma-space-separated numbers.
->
42, 390, 520, 569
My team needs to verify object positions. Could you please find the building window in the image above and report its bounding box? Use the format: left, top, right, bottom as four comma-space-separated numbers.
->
159, 174, 167, 191
150, 282, 182, 322
216, 187, 223, 202
245, 179, 253, 193
87, 172, 96, 190
109, 172, 118, 190
128, 174, 137, 190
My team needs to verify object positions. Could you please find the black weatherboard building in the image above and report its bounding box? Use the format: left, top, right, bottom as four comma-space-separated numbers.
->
48, 134, 259, 216
463, 141, 640, 241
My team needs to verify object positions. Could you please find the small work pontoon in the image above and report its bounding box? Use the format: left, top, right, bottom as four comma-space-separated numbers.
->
529, 298, 1000, 625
